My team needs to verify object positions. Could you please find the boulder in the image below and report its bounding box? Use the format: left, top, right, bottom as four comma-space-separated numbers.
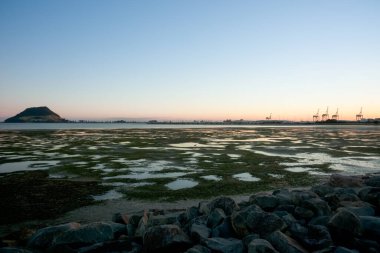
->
289, 223, 332, 250
129, 213, 144, 227
250, 194, 279, 211
77, 240, 141, 253
275, 204, 295, 214
143, 225, 192, 253
27, 222, 81, 249
191, 223, 211, 243
354, 238, 380, 253
185, 244, 212, 253
337, 206, 375, 216
365, 176, 380, 187
186, 206, 200, 221
266, 230, 308, 253
248, 239, 279, 253
211, 217, 236, 238
199, 201, 211, 215
291, 190, 319, 205
309, 216, 330, 227
112, 212, 129, 225
294, 206, 314, 220
329, 174, 363, 187
359, 216, 380, 240
207, 197, 239, 216
135, 210, 149, 237
231, 205, 285, 237
203, 237, 243, 253
0, 248, 33, 253
302, 198, 331, 217
272, 189, 292, 205
311, 184, 334, 197
323, 193, 341, 211
147, 212, 181, 227
207, 208, 226, 228
242, 234, 260, 248
334, 246, 359, 253
51, 222, 123, 248
328, 210, 361, 246
358, 187, 380, 207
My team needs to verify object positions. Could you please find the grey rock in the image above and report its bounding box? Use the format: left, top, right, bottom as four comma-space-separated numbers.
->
309, 216, 330, 227
78, 240, 141, 253
143, 224, 192, 253
302, 198, 331, 217
272, 189, 293, 205
354, 238, 380, 253
27, 222, 81, 249
207, 208, 226, 228
291, 190, 319, 205
147, 212, 180, 227
199, 201, 211, 215
52, 222, 115, 248
334, 246, 359, 253
248, 239, 279, 253
112, 212, 128, 225
231, 205, 285, 237
337, 206, 375, 216
129, 213, 143, 227
186, 206, 200, 221
185, 244, 212, 253
0, 248, 33, 253
280, 213, 298, 227
242, 234, 260, 248
365, 176, 380, 187
203, 237, 244, 253
329, 174, 363, 187
360, 216, 380, 240
328, 210, 362, 245
289, 223, 332, 250
191, 223, 211, 242
266, 230, 308, 253
211, 216, 236, 238
294, 206, 314, 220
336, 193, 360, 202
358, 187, 380, 207
250, 194, 279, 211
312, 184, 334, 197
275, 204, 295, 213
207, 197, 239, 216
323, 193, 341, 211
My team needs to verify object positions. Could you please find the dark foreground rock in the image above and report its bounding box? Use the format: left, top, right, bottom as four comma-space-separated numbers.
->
1, 173, 380, 253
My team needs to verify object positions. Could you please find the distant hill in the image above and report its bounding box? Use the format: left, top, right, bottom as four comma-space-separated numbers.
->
4, 106, 68, 123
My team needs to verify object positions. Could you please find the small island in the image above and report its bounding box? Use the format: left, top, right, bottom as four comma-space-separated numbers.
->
4, 106, 68, 123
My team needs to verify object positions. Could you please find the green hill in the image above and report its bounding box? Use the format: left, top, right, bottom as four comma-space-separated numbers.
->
4, 106, 68, 123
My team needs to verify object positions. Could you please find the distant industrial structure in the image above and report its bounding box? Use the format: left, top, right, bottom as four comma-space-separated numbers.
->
321, 107, 329, 121
266, 113, 272, 120
313, 107, 365, 122
313, 109, 319, 122
356, 107, 363, 121
332, 108, 339, 120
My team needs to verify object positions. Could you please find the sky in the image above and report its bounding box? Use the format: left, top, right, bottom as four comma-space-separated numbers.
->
0, 0, 379, 121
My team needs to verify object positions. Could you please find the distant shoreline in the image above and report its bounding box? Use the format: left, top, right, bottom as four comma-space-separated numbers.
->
2, 120, 379, 125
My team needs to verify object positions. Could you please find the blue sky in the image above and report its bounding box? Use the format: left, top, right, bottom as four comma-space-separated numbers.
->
1, 0, 379, 121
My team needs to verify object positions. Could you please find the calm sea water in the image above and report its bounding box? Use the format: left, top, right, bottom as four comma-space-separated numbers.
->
0, 122, 378, 130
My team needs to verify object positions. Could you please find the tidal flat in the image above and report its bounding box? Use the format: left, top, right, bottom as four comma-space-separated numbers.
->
0, 126, 379, 224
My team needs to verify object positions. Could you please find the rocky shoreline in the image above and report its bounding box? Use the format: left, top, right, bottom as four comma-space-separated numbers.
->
1, 173, 379, 253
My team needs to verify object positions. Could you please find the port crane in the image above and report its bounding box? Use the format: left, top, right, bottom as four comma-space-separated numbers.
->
321, 107, 329, 121
356, 107, 363, 121
332, 108, 339, 120
313, 109, 319, 122
266, 113, 272, 120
